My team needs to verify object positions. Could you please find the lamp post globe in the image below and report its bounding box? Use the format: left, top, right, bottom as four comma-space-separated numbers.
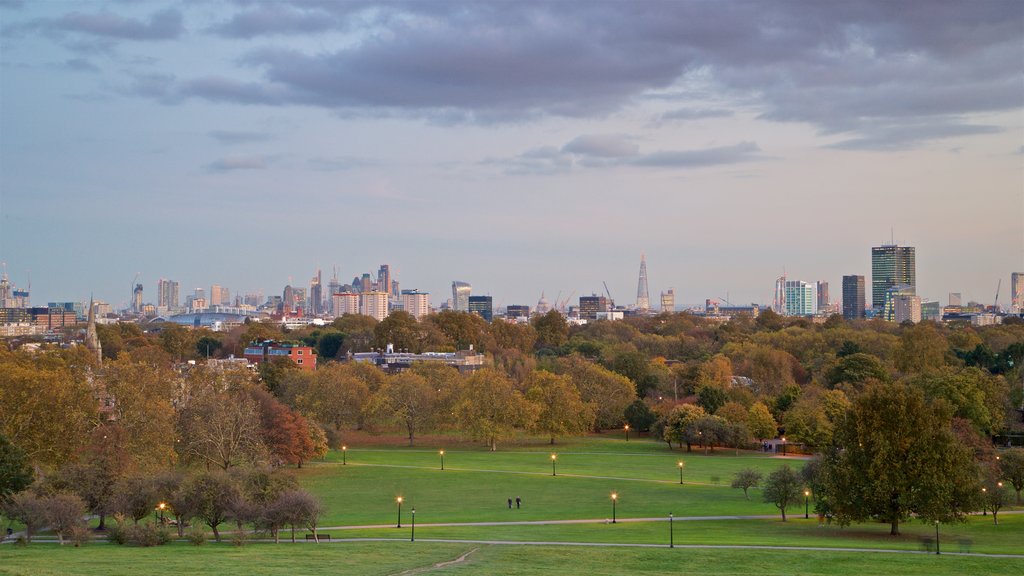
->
611, 493, 618, 524
396, 497, 403, 528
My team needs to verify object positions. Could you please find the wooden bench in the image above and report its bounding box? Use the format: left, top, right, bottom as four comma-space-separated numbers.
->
305, 534, 330, 541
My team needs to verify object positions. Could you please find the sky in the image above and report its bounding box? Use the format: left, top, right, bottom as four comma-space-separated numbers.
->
1, 0, 1022, 311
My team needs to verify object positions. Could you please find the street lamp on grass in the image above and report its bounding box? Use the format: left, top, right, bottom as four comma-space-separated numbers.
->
934, 520, 940, 555
157, 502, 167, 525
624, 424, 630, 442
440, 450, 445, 471
677, 461, 685, 485
396, 497, 403, 528
611, 492, 618, 524
781, 437, 787, 456
411, 508, 415, 542
669, 512, 674, 548
551, 453, 557, 476
804, 490, 810, 519
342, 445, 348, 465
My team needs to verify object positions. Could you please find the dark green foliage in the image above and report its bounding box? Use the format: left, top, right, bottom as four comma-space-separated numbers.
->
623, 399, 657, 432
697, 385, 728, 414
195, 336, 222, 359
762, 465, 802, 521
0, 434, 33, 499
731, 468, 763, 499
826, 353, 888, 389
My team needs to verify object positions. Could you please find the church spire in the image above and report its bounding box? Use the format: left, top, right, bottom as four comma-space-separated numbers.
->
85, 296, 102, 365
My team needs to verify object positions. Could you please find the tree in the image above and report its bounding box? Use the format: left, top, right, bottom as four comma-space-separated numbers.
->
195, 335, 223, 359
908, 367, 1008, 436
251, 389, 316, 467
0, 434, 33, 500
525, 372, 594, 444
762, 465, 802, 521
160, 323, 195, 362
55, 424, 132, 531
981, 474, 1008, 525
3, 491, 46, 542
999, 448, 1024, 504
747, 402, 777, 441
560, 356, 636, 431
826, 353, 888, 390
427, 310, 493, 351
110, 475, 159, 524
181, 471, 240, 542
456, 368, 537, 451
662, 404, 706, 451
373, 311, 423, 352
532, 310, 568, 350
624, 399, 657, 432
259, 357, 301, 397
43, 492, 87, 545
893, 322, 947, 375
731, 468, 763, 500
296, 363, 370, 438
366, 372, 439, 446
178, 391, 265, 470
697, 384, 728, 414
820, 382, 980, 535
101, 355, 178, 470
277, 489, 324, 543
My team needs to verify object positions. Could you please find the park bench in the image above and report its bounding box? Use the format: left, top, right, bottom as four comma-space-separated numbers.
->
305, 534, 330, 541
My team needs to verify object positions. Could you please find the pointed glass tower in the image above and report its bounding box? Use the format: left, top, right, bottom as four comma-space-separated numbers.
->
636, 254, 650, 311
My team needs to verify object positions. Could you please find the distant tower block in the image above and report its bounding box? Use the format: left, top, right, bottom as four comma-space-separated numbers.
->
660, 288, 675, 313
636, 254, 650, 311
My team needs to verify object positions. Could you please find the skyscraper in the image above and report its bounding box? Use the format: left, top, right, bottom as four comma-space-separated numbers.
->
132, 283, 144, 313
636, 254, 650, 311
360, 291, 389, 321
817, 282, 829, 310
842, 275, 865, 320
210, 284, 229, 307
157, 278, 180, 309
452, 281, 471, 312
309, 270, 323, 315
871, 244, 915, 310
401, 290, 430, 320
468, 295, 493, 321
1012, 272, 1024, 313
377, 265, 391, 297
783, 280, 817, 316
661, 288, 675, 313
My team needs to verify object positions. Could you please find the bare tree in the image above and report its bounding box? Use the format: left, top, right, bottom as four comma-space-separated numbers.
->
43, 492, 87, 545
178, 392, 265, 470
3, 491, 46, 543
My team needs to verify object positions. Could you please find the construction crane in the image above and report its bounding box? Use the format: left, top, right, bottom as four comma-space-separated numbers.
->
994, 278, 1002, 312
603, 281, 614, 307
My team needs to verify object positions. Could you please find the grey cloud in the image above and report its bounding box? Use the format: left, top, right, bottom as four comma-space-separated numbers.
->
63, 58, 99, 72
827, 122, 1002, 151
0, 0, 24, 10
658, 108, 735, 121
307, 156, 373, 171
48, 8, 183, 40
562, 135, 639, 158
630, 141, 762, 167
132, 2, 1020, 147
206, 155, 273, 172
209, 130, 274, 144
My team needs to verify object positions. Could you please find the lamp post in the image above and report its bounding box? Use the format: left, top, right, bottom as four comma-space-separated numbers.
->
804, 490, 810, 519
781, 437, 787, 456
934, 520, 940, 555
440, 450, 445, 471
551, 453, 557, 477
624, 424, 630, 442
396, 497, 403, 528
611, 493, 618, 524
669, 512, 674, 548
411, 508, 415, 542
342, 445, 347, 465
157, 502, 167, 525
677, 461, 684, 485
982, 487, 987, 515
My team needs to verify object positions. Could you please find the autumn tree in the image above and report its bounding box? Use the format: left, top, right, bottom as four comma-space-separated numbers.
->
662, 404, 707, 451
731, 468, 763, 500
101, 355, 178, 470
53, 424, 132, 530
820, 382, 979, 535
373, 311, 424, 352
295, 363, 370, 439
3, 491, 46, 542
366, 372, 439, 446
762, 464, 802, 521
251, 389, 316, 467
981, 473, 1008, 525
907, 367, 1008, 436
826, 353, 888, 390
43, 492, 88, 545
456, 368, 537, 451
747, 402, 778, 441
893, 321, 947, 375
427, 310, 493, 351
999, 448, 1024, 504
178, 390, 265, 470
525, 371, 594, 444
110, 475, 159, 524
0, 434, 33, 500
181, 471, 240, 542
532, 309, 569, 350
559, 356, 636, 431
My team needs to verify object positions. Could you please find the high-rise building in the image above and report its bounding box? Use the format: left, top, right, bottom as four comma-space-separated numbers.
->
1012, 272, 1024, 313
921, 300, 941, 322
893, 294, 922, 324
883, 284, 916, 322
402, 290, 430, 320
377, 265, 391, 296
360, 291, 389, 321
133, 283, 144, 313
636, 254, 650, 311
452, 281, 471, 312
842, 275, 865, 320
468, 295, 493, 321
660, 288, 675, 313
579, 294, 611, 320
333, 292, 359, 316
506, 305, 530, 319
158, 279, 180, 309
783, 280, 817, 316
817, 282, 829, 310
948, 292, 962, 307
360, 274, 373, 293
871, 244, 915, 310
210, 284, 229, 307
309, 270, 323, 315
327, 273, 341, 314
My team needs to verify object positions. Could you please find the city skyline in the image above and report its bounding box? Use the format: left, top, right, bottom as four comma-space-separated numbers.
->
1, 2, 1021, 308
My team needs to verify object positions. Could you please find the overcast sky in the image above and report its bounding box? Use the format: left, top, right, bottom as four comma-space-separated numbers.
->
1, 1, 1021, 310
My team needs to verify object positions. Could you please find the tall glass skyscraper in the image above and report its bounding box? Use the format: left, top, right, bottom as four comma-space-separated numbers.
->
871, 245, 915, 310
842, 275, 865, 320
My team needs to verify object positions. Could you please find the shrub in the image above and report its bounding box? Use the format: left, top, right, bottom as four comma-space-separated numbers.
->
127, 522, 171, 547
231, 530, 248, 547
186, 526, 206, 546
68, 525, 92, 547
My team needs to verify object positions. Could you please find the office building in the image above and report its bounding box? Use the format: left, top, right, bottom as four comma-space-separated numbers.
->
949, 292, 962, 307
1012, 273, 1024, 313
377, 265, 391, 296
636, 254, 650, 311
243, 340, 316, 371
579, 294, 611, 320
468, 295, 493, 321
893, 294, 922, 324
309, 270, 323, 315
842, 275, 865, 320
817, 282, 829, 310
157, 279, 180, 309
661, 289, 675, 313
883, 284, 915, 322
402, 290, 431, 320
506, 305, 530, 319
921, 300, 941, 322
452, 281, 471, 312
871, 244, 915, 310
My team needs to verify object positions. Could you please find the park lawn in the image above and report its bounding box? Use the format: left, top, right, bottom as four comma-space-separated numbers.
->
337, 514, 1024, 555
0, 541, 1018, 576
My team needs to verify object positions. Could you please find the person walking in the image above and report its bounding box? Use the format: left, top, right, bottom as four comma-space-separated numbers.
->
515, 496, 521, 509
508, 497, 513, 509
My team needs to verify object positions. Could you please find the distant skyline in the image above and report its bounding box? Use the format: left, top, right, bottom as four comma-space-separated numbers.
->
1, 1, 1021, 309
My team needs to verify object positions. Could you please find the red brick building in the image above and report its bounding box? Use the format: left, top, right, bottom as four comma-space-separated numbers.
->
243, 340, 317, 371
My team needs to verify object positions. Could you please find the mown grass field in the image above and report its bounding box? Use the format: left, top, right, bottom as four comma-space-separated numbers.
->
3, 433, 1021, 575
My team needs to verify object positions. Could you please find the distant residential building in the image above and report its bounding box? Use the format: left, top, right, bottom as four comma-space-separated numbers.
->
1012, 273, 1024, 313
132, 283, 144, 314
842, 275, 865, 320
871, 244, 915, 310
661, 288, 675, 313
401, 290, 431, 320
243, 340, 316, 371
579, 294, 611, 320
971, 313, 1001, 326
158, 279, 180, 309
210, 284, 229, 307
921, 300, 941, 322
506, 304, 530, 319
452, 281, 471, 312
48, 301, 86, 321
783, 280, 817, 316
333, 292, 359, 316
468, 295, 493, 321
948, 292, 962, 307
352, 346, 485, 374
190, 297, 207, 312
360, 291, 389, 321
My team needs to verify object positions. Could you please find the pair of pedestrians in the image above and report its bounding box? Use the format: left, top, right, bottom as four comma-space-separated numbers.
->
507, 496, 521, 509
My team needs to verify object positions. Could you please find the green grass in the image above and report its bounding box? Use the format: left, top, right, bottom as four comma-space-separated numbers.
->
0, 542, 1019, 576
